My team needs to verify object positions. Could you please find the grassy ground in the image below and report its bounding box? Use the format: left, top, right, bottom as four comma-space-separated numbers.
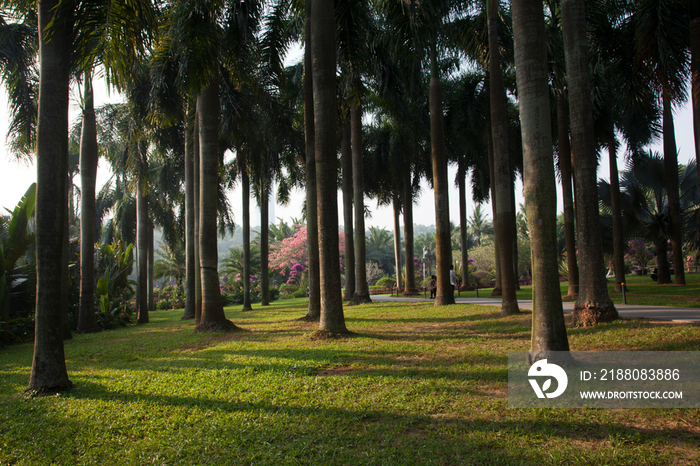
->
2, 299, 699, 465
452, 272, 700, 308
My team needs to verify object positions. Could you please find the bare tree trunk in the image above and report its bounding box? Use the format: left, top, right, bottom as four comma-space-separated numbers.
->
556, 93, 579, 297
662, 87, 685, 285
488, 0, 519, 315
608, 132, 626, 292
655, 237, 671, 284
183, 104, 196, 320
240, 155, 253, 311
458, 164, 469, 287
193, 117, 202, 324
77, 75, 100, 333
692, 15, 699, 190
136, 165, 149, 325
61, 175, 72, 340
148, 222, 155, 311
561, 0, 617, 325
392, 194, 403, 291
195, 79, 237, 332
312, 0, 347, 334
302, 0, 320, 321
351, 101, 371, 305
402, 172, 417, 295
260, 179, 270, 306
341, 118, 355, 300
488, 129, 501, 294
512, 0, 569, 353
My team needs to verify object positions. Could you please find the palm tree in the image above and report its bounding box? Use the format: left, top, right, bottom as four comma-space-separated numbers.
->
512, 0, 569, 353
560, 0, 617, 325
27, 0, 73, 393
468, 205, 493, 246
341, 118, 355, 300
311, 0, 347, 334
632, 0, 690, 285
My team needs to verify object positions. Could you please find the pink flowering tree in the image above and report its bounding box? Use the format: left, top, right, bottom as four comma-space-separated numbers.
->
269, 226, 345, 278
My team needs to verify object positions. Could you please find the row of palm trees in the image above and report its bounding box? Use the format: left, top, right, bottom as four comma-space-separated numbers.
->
2, 0, 697, 391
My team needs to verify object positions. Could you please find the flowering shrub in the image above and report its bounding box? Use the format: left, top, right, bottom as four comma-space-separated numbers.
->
269, 227, 345, 277
624, 239, 655, 271
287, 264, 304, 285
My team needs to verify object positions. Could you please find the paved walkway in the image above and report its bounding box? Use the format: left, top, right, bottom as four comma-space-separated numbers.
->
371, 294, 700, 323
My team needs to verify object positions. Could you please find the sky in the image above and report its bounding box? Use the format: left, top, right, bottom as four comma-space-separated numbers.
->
0, 81, 696, 233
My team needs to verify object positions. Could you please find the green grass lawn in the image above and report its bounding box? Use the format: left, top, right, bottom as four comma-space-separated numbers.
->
450, 272, 700, 308
2, 299, 699, 465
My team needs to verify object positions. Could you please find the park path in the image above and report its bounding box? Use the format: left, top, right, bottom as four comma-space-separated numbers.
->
371, 295, 700, 323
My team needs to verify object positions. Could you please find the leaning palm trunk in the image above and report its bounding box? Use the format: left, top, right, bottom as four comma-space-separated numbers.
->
77, 75, 100, 333
136, 167, 149, 325
512, 0, 569, 354
488, 0, 518, 315
662, 88, 685, 285
351, 101, 371, 305
561, 0, 617, 325
240, 157, 253, 311
392, 194, 403, 292
556, 93, 579, 297
302, 2, 320, 321
312, 0, 347, 334
429, 42, 455, 307
195, 79, 237, 333
341, 119, 355, 300
183, 105, 196, 320
608, 134, 626, 292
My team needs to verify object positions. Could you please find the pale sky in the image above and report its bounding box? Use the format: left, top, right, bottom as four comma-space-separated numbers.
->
0, 82, 696, 231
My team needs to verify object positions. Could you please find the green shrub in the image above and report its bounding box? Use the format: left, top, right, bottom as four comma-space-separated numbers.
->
375, 277, 396, 289
280, 284, 298, 299
156, 300, 172, 310
291, 288, 307, 299
269, 288, 280, 301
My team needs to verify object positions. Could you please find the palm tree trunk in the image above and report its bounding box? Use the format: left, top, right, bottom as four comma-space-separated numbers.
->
136, 166, 149, 324
488, 0, 519, 315
655, 237, 671, 284
392, 194, 403, 291
608, 132, 626, 292
511, 178, 520, 290
29, 0, 73, 392
351, 101, 371, 305
77, 75, 100, 333
662, 86, 685, 285
691, 15, 699, 189
195, 79, 236, 332
61, 176, 72, 340
311, 0, 347, 334
402, 172, 417, 295
303, 1, 320, 321
556, 93, 579, 297
183, 104, 196, 320
512, 0, 569, 353
240, 155, 253, 311
561, 0, 617, 325
193, 116, 203, 324
148, 222, 155, 311
487, 128, 501, 294
341, 118, 355, 300
458, 164, 469, 287
260, 178, 270, 306
429, 39, 455, 307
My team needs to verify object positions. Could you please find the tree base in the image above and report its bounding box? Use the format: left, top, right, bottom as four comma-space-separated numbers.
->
241, 307, 253, 312
612, 284, 628, 293
75, 325, 101, 334
194, 320, 239, 333
297, 314, 320, 322
402, 288, 421, 296
25, 380, 73, 396
349, 293, 372, 305
500, 300, 520, 316
490, 287, 502, 297
310, 329, 352, 340
181, 314, 195, 320
572, 302, 619, 327
434, 295, 455, 306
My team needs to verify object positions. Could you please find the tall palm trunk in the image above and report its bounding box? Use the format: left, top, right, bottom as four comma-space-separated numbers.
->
61, 176, 72, 340
312, 0, 347, 334
691, 14, 699, 188
148, 223, 154, 311
136, 162, 149, 324
561, 0, 617, 325
392, 194, 403, 291
195, 79, 236, 332
302, 1, 320, 321
662, 87, 685, 285
240, 155, 253, 311
458, 164, 469, 287
608, 133, 626, 292
193, 117, 203, 324
429, 40, 455, 307
351, 101, 371, 305
512, 0, 569, 354
655, 237, 671, 283
488, 0, 518, 315
29, 0, 73, 392
341, 119, 355, 300
556, 93, 579, 297
402, 172, 417, 295
77, 75, 100, 333
183, 105, 196, 320
260, 178, 270, 306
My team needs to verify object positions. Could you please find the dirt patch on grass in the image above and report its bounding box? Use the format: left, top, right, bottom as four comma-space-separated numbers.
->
315, 365, 355, 376
308, 330, 354, 341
